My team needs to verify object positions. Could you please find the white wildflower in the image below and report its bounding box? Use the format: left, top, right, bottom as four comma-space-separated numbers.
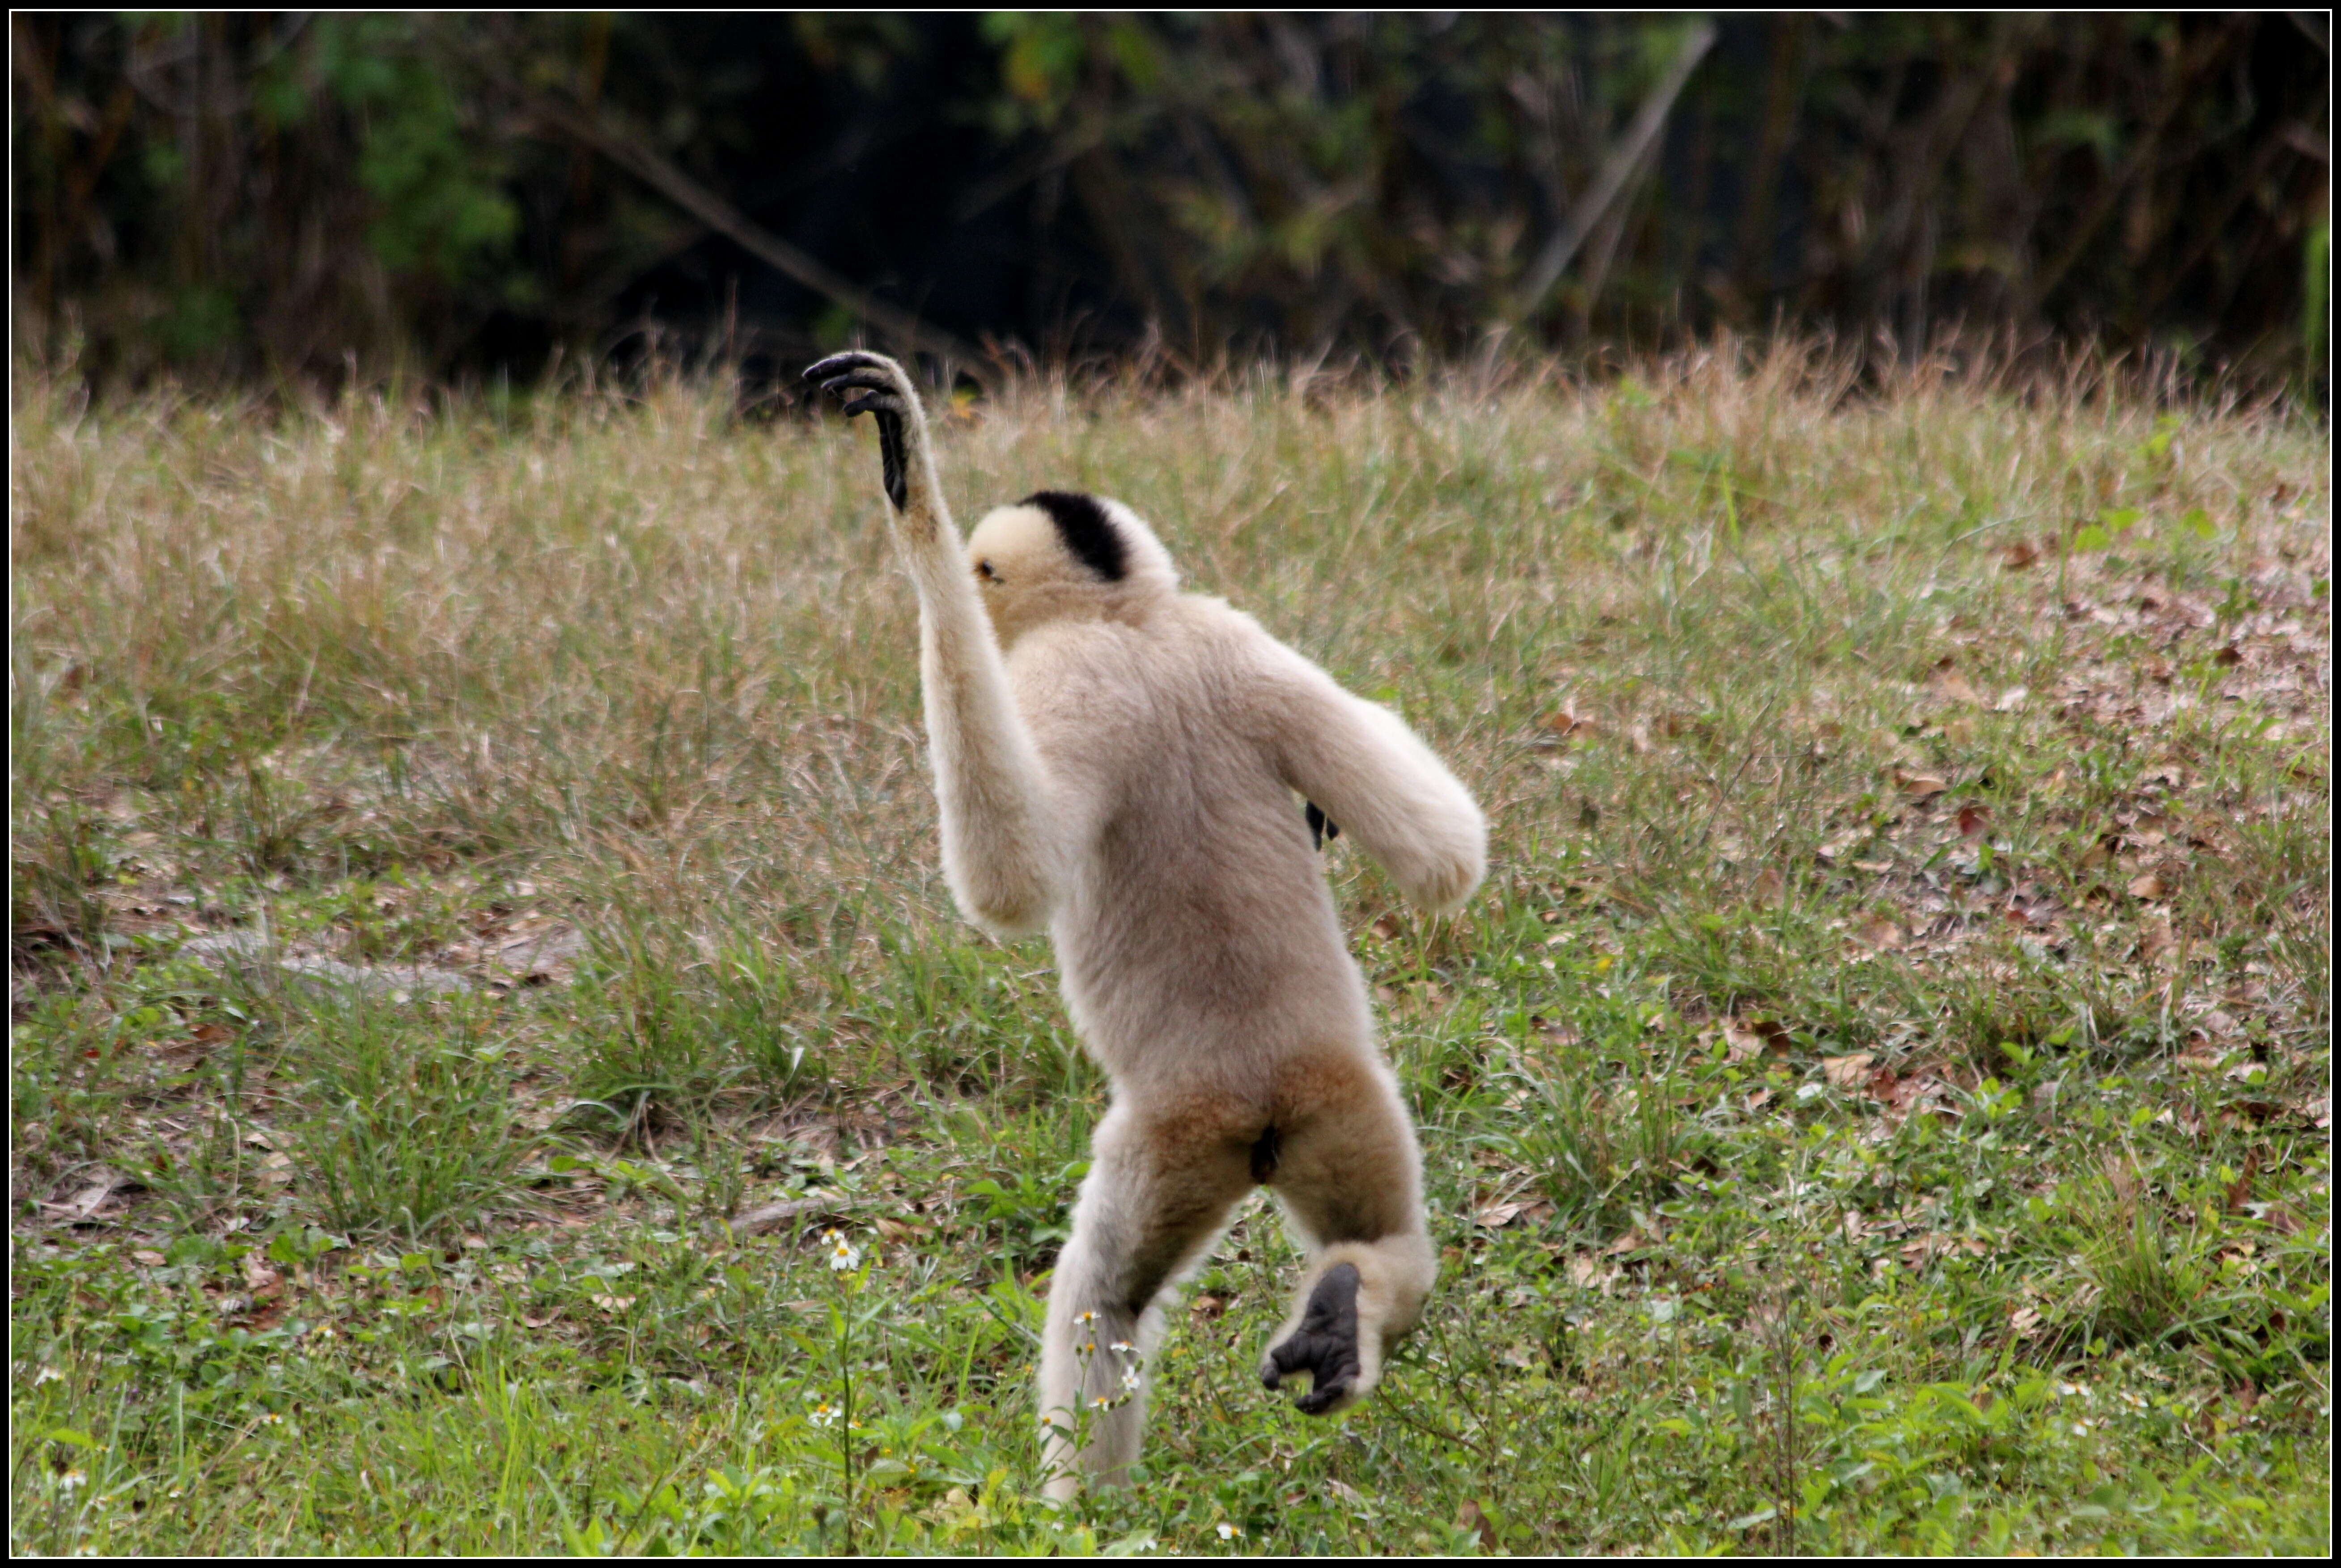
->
824, 1229, 861, 1271
33, 1367, 63, 1386
57, 1468, 87, 1492
1217, 1522, 1242, 1540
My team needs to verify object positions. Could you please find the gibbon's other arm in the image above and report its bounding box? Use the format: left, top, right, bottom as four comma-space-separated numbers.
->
805, 352, 1064, 936
1257, 644, 1486, 916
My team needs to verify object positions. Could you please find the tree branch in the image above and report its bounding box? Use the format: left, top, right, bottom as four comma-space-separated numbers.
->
1511, 19, 1717, 320
522, 91, 995, 377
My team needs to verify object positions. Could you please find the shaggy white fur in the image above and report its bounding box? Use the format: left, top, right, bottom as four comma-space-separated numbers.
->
806, 352, 1485, 1499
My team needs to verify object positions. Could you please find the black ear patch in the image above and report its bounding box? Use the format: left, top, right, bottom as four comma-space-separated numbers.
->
1020, 491, 1127, 581
1304, 801, 1340, 850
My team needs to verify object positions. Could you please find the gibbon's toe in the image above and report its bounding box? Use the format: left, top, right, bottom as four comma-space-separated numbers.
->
1261, 1262, 1364, 1415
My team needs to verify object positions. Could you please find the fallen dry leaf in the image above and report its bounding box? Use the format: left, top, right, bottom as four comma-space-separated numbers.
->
2127, 871, 2172, 900
590, 1294, 636, 1313
132, 1249, 166, 1267
1892, 768, 1948, 799
1750, 868, 1785, 905
1565, 1254, 1620, 1291
1541, 709, 1598, 738
1822, 1052, 1877, 1090
1474, 1200, 1526, 1229
1723, 1015, 1795, 1061
1457, 1500, 1498, 1552
1856, 914, 1904, 950
1957, 803, 1989, 839
2001, 540, 2041, 570
1602, 1230, 1649, 1256
1993, 685, 2029, 712
1925, 659, 1981, 704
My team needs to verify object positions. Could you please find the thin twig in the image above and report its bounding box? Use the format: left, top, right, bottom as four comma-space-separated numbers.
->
519, 92, 993, 377
1512, 20, 1717, 318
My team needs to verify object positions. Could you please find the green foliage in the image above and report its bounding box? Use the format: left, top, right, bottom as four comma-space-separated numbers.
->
300, 16, 518, 279
9, 15, 2326, 384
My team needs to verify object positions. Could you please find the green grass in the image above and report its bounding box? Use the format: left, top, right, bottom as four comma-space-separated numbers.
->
11, 344, 2329, 1554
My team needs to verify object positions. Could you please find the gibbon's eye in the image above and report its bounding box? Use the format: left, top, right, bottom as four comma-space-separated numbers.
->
976, 559, 998, 582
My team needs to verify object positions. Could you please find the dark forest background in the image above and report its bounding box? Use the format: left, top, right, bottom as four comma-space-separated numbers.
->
11, 12, 2332, 391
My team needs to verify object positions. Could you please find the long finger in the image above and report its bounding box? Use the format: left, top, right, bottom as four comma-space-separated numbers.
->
819, 369, 898, 396
802, 351, 894, 382
840, 392, 906, 419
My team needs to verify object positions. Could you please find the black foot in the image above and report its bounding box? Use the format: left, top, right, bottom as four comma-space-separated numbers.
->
1261, 1262, 1362, 1415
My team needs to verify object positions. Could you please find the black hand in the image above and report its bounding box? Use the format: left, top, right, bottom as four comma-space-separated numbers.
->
803, 355, 912, 511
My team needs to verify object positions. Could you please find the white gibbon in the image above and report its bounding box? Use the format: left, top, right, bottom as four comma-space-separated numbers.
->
805, 351, 1485, 1500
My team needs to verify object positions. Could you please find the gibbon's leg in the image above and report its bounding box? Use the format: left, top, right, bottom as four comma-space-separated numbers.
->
1039, 1098, 1257, 1500
804, 353, 1063, 936
1257, 1063, 1437, 1416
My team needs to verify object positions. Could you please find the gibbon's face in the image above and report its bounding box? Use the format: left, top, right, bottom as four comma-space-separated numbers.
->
966, 491, 1174, 644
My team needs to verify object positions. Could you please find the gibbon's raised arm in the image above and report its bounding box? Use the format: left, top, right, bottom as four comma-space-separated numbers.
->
805, 352, 1064, 936
1257, 644, 1486, 916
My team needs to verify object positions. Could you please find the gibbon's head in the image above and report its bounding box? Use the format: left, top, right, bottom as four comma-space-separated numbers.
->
965, 491, 1179, 644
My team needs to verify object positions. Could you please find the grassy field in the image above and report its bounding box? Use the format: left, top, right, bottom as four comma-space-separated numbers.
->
9, 347, 2329, 1555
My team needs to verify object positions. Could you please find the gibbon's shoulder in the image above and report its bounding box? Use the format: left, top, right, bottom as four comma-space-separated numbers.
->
1161, 591, 1288, 654
1166, 594, 1340, 689
1005, 593, 1300, 717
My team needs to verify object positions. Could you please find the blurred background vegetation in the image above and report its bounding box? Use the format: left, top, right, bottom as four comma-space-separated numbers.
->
10, 11, 2330, 392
